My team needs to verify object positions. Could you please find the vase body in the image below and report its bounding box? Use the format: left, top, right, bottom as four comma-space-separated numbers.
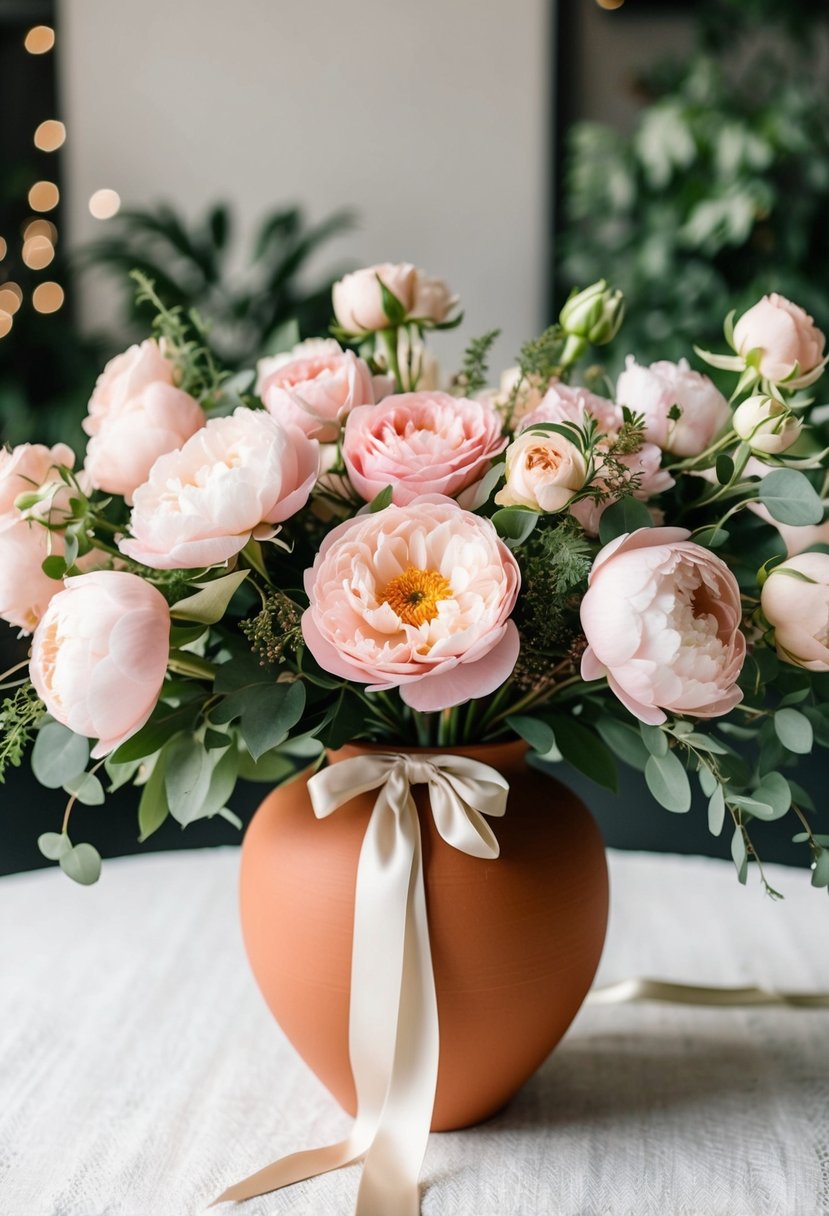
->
239, 740, 609, 1131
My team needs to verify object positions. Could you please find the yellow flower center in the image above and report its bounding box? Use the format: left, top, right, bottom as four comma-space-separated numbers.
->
381, 567, 453, 627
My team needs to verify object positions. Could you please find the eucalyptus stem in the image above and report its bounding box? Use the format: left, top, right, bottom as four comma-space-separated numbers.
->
0, 659, 29, 684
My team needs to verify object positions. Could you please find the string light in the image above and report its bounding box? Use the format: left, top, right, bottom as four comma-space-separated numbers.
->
32, 282, 64, 314
595, 0, 625, 8
34, 120, 66, 153
23, 236, 55, 271
88, 189, 121, 220
0, 312, 12, 340
0, 284, 22, 316
28, 181, 59, 212
23, 219, 57, 244
0, 238, 6, 261
24, 26, 55, 54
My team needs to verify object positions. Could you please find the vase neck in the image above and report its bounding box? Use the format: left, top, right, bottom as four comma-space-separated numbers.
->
327, 739, 528, 778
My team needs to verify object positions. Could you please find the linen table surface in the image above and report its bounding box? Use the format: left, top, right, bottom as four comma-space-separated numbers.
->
1, 846, 827, 1216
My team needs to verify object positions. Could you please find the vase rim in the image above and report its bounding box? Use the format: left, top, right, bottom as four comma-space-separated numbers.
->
327, 738, 528, 766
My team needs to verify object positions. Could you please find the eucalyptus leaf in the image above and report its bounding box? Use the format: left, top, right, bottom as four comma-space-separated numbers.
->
62, 771, 105, 806
170, 570, 249, 625
595, 716, 649, 772
731, 827, 748, 884
758, 469, 823, 526
164, 735, 214, 827
506, 715, 555, 755
598, 496, 652, 545
708, 785, 726, 836
38, 831, 72, 861
774, 707, 814, 754
645, 750, 691, 813
138, 749, 169, 842
548, 716, 618, 791
110, 701, 202, 764
32, 723, 90, 790
491, 507, 538, 546
811, 848, 829, 889
640, 724, 668, 757
59, 842, 102, 886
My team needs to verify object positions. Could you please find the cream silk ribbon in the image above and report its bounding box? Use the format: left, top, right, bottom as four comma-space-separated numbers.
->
211, 751, 509, 1215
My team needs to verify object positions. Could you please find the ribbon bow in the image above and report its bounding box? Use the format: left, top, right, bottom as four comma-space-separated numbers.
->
212, 752, 508, 1216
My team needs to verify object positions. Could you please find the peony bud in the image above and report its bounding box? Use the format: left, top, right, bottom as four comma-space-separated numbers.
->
732, 395, 802, 455
559, 280, 625, 346
761, 553, 829, 672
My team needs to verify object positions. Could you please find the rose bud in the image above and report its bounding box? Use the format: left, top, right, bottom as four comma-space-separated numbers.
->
761, 552, 829, 672
733, 293, 826, 389
733, 395, 802, 455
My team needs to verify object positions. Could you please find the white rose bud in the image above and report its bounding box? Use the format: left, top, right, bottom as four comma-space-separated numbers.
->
494, 428, 587, 514
732, 394, 802, 455
761, 553, 829, 672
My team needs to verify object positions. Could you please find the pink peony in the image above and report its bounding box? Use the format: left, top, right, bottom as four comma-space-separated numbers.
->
342, 391, 506, 507
761, 553, 829, 672
520, 381, 621, 437
0, 442, 78, 633
254, 338, 343, 395
616, 358, 730, 457
301, 496, 520, 712
30, 571, 170, 757
119, 407, 319, 569
83, 338, 205, 503
580, 528, 745, 724
262, 344, 377, 442
733, 293, 825, 388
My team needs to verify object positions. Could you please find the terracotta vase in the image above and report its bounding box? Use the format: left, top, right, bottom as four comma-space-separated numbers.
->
239, 740, 609, 1132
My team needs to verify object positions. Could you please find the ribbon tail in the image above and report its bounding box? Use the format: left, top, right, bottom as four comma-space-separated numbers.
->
356, 810, 439, 1216
209, 1134, 370, 1206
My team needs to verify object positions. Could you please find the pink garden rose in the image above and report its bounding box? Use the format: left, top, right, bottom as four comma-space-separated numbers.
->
301, 496, 520, 712
0, 442, 77, 633
520, 381, 621, 437
580, 528, 745, 724
343, 391, 506, 506
495, 428, 587, 513
733, 293, 826, 388
30, 571, 169, 757
761, 553, 829, 672
119, 407, 319, 569
83, 338, 205, 503
254, 338, 343, 395
616, 358, 730, 457
261, 344, 377, 442
332, 263, 457, 334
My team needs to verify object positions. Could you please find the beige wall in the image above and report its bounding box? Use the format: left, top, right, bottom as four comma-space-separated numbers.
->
58, 0, 551, 374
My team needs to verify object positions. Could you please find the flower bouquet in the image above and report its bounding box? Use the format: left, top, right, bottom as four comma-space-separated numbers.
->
2, 262, 829, 1212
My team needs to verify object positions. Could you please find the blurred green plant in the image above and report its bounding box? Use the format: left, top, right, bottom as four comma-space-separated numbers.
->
557, 6, 829, 372
79, 201, 354, 369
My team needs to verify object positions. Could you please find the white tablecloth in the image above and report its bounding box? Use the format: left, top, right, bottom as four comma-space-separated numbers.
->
1, 846, 827, 1216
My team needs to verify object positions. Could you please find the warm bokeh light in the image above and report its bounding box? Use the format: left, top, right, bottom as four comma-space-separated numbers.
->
0, 312, 12, 340
34, 120, 66, 153
23, 236, 55, 271
24, 25, 55, 54
32, 282, 64, 314
88, 189, 121, 220
23, 218, 58, 244
28, 181, 60, 213
0, 284, 23, 316
596, 0, 625, 7
0, 238, 6, 262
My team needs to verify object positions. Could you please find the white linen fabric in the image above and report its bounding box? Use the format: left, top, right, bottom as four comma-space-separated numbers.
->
0, 846, 827, 1216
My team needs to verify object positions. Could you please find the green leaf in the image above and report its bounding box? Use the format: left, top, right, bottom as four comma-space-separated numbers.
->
731, 827, 748, 884
758, 469, 823, 526
38, 831, 72, 861
237, 748, 299, 783
729, 794, 774, 818
598, 496, 652, 545
59, 842, 102, 885
170, 570, 249, 625
368, 485, 393, 513
645, 751, 691, 813
506, 715, 556, 755
639, 723, 668, 757
681, 732, 729, 754
692, 526, 730, 550
32, 723, 90, 789
110, 701, 202, 764
491, 507, 538, 546
199, 746, 240, 822
164, 735, 214, 827
774, 707, 813, 754
138, 750, 169, 842
715, 454, 735, 485
377, 276, 407, 326
548, 716, 618, 791
204, 728, 231, 750
213, 681, 306, 762
62, 771, 105, 806
708, 785, 726, 836
595, 716, 649, 771
752, 772, 791, 819
812, 849, 829, 889
698, 764, 717, 797
41, 554, 67, 580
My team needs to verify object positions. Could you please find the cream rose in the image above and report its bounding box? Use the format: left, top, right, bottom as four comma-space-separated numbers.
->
761, 553, 829, 672
580, 528, 746, 724
301, 496, 520, 711
30, 571, 170, 757
494, 428, 587, 514
119, 407, 319, 569
733, 294, 826, 388
616, 358, 730, 457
